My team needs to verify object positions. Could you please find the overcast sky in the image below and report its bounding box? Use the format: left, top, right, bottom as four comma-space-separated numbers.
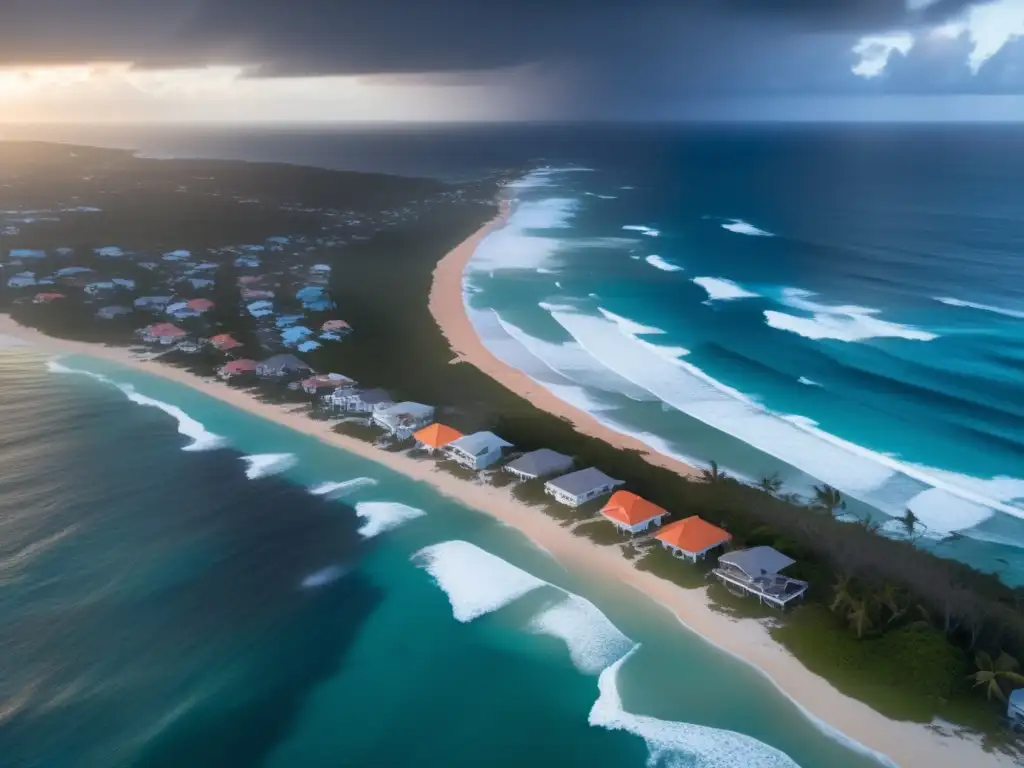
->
2, 0, 1024, 122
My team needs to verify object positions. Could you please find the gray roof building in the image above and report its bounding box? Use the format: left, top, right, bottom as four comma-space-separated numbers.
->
505, 449, 573, 479
545, 467, 623, 497
718, 547, 795, 579
448, 431, 512, 457
257, 353, 312, 376
356, 388, 394, 405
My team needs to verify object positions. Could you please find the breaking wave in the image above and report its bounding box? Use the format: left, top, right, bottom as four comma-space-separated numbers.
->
353, 501, 426, 539
764, 289, 937, 343
46, 360, 225, 451
309, 477, 378, 498
528, 594, 634, 675
935, 296, 1024, 320
240, 453, 297, 480
413, 540, 547, 623
622, 225, 660, 237
693, 277, 759, 302
590, 648, 799, 768
645, 255, 683, 272
721, 218, 774, 237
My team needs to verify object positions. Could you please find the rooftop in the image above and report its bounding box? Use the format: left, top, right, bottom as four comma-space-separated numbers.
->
505, 448, 573, 478
601, 491, 666, 526
718, 546, 795, 579
414, 423, 463, 449
656, 516, 731, 553
546, 467, 623, 497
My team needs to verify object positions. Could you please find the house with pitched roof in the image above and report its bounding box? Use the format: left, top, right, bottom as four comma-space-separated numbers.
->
256, 354, 313, 378
504, 449, 573, 481
655, 516, 731, 561
219, 358, 258, 379
600, 491, 666, 534
713, 546, 808, 609
446, 431, 513, 470
372, 402, 435, 440
209, 333, 244, 352
413, 423, 463, 454
544, 468, 624, 507
138, 323, 187, 345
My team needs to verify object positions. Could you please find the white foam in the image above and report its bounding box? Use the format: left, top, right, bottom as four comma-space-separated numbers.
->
797, 377, 822, 387
240, 453, 297, 480
765, 289, 936, 342
693, 277, 759, 302
584, 192, 618, 199
722, 219, 774, 237
905, 488, 993, 534
46, 361, 225, 451
645, 255, 683, 272
590, 647, 799, 768
354, 502, 426, 539
309, 477, 378, 498
116, 385, 225, 452
413, 540, 546, 622
597, 307, 664, 336
536, 267, 558, 275
300, 565, 348, 588
529, 594, 635, 675
935, 296, 1024, 320
622, 225, 660, 237
468, 197, 578, 273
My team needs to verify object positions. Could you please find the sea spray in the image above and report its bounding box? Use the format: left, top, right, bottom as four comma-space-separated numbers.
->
353, 502, 426, 539
240, 453, 297, 480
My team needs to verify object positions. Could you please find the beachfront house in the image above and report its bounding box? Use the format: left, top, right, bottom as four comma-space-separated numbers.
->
413, 423, 464, 455
219, 359, 258, 379
372, 402, 436, 440
300, 373, 355, 395
33, 292, 66, 304
544, 468, 624, 508
655, 516, 731, 562
713, 546, 808, 610
321, 319, 352, 340
446, 431, 513, 471
138, 323, 187, 345
7, 272, 37, 288
1009, 690, 1024, 729
256, 353, 313, 379
600, 491, 667, 535
10, 249, 47, 260
326, 387, 392, 413
247, 300, 274, 319
504, 449, 574, 481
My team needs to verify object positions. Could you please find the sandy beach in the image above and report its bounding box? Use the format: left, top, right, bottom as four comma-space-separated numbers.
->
428, 199, 702, 481
0, 312, 1013, 766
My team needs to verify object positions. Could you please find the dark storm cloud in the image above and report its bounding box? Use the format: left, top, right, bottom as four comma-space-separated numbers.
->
0, 0, 995, 75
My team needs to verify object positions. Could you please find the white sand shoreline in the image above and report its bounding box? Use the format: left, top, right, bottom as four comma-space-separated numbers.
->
0, 232, 1012, 767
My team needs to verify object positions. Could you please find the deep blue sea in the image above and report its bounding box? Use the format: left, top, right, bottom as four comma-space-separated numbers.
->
0, 345, 884, 768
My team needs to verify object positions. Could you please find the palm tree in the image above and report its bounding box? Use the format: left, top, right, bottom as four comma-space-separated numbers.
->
901, 508, 920, 535
812, 484, 846, 517
758, 473, 783, 495
830, 573, 854, 614
969, 651, 1024, 703
878, 583, 908, 625
700, 460, 729, 485
846, 597, 877, 639
858, 514, 882, 534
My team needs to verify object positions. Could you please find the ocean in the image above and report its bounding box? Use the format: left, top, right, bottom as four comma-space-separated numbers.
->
5, 122, 1021, 583
0, 346, 884, 768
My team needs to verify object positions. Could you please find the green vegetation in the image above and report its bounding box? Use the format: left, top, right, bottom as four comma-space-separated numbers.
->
635, 546, 710, 589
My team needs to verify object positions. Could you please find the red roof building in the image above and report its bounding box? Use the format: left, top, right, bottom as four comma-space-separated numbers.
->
33, 292, 67, 303
218, 358, 258, 378
209, 333, 244, 352
186, 298, 214, 313
322, 319, 352, 333
600, 491, 667, 534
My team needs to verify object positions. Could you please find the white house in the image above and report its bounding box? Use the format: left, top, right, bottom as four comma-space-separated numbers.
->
504, 449, 573, 481
372, 402, 435, 440
7, 271, 37, 288
84, 281, 117, 296
544, 468, 624, 508
10, 249, 47, 260
446, 431, 513, 471
326, 387, 393, 413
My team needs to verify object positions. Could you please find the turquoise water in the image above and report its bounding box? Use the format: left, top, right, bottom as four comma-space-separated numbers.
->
0, 346, 885, 767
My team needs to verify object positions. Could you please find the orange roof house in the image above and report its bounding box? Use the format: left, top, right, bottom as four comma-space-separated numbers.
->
655, 516, 731, 561
209, 333, 243, 352
413, 423, 463, 451
600, 491, 667, 534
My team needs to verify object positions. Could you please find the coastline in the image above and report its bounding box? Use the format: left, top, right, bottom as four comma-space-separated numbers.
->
0, 312, 1012, 765
427, 197, 703, 481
